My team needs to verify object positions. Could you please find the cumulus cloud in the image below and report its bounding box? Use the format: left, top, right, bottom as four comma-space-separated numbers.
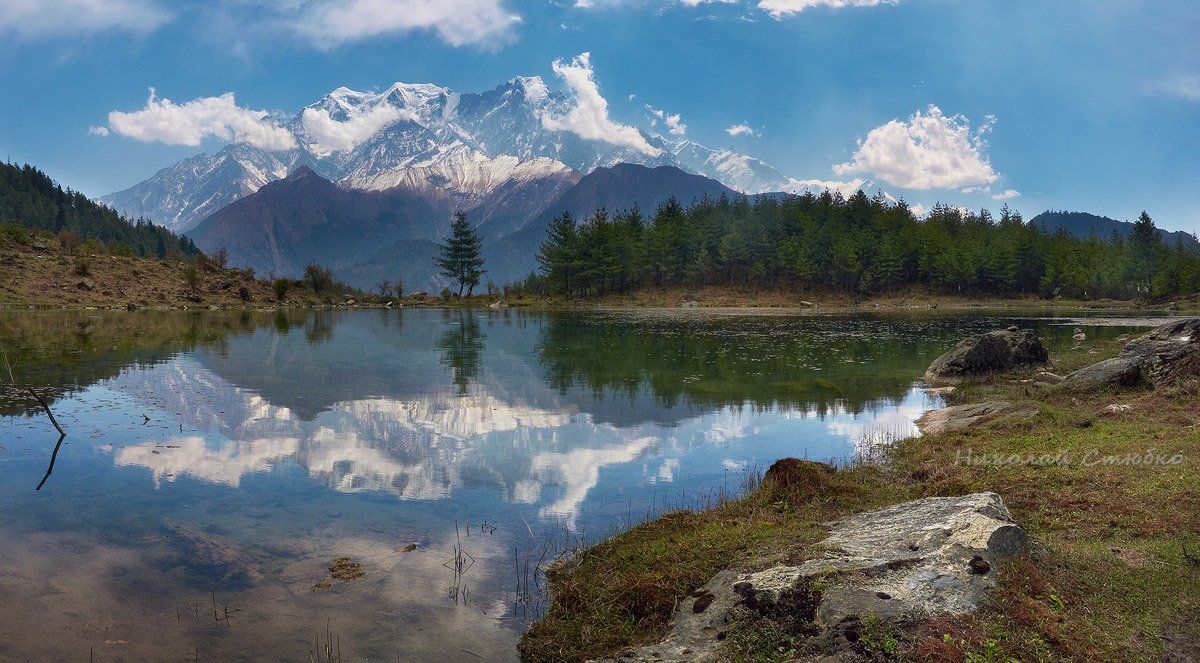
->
541, 52, 662, 156
646, 106, 687, 136
759, 0, 897, 17
726, 122, 757, 137
292, 0, 521, 48
87, 126, 110, 137
300, 105, 413, 157
107, 89, 297, 151
0, 0, 169, 39
991, 188, 1020, 200
833, 105, 999, 190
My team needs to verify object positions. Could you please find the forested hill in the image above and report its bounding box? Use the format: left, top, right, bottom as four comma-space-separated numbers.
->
1031, 211, 1199, 250
528, 191, 1200, 301
0, 162, 199, 258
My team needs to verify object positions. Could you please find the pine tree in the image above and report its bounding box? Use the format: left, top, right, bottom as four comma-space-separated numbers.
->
537, 212, 577, 295
1128, 211, 1161, 295
436, 211, 486, 296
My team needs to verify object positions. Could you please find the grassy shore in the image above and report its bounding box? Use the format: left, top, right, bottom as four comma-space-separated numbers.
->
502, 286, 1200, 314
519, 335, 1199, 662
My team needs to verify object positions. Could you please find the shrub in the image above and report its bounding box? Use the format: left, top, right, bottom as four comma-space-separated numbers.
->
273, 278, 291, 302
303, 263, 333, 293
0, 224, 30, 246
183, 264, 199, 292
57, 229, 81, 254
73, 256, 91, 277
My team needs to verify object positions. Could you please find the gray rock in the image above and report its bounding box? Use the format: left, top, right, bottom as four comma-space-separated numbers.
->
600, 493, 1025, 662
925, 329, 1048, 384
1060, 318, 1200, 391
916, 401, 1038, 435
1032, 371, 1064, 385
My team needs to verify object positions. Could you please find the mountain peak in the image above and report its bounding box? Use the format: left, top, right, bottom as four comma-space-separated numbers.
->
505, 76, 549, 105
286, 164, 319, 180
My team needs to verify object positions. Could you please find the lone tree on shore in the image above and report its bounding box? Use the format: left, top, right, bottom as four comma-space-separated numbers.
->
436, 211, 486, 296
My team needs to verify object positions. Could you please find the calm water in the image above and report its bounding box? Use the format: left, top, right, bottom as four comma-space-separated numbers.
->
0, 308, 1150, 661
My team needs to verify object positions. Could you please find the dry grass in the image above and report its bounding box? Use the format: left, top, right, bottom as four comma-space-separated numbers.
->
0, 234, 332, 308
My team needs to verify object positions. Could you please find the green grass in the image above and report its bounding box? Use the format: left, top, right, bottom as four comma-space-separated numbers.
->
521, 334, 1200, 662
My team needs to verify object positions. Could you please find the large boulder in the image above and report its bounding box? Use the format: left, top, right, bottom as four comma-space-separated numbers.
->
1059, 318, 1200, 391
602, 493, 1026, 662
917, 401, 1039, 435
925, 328, 1048, 384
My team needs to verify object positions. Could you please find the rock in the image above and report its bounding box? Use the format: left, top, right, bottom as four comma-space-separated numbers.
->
1059, 318, 1200, 391
762, 459, 836, 499
75, 278, 95, 291
1032, 371, 1064, 385
924, 386, 956, 397
924, 329, 1048, 383
1102, 403, 1133, 415
343, 298, 356, 306
238, 286, 252, 302
799, 301, 816, 308
489, 300, 508, 310
680, 300, 700, 308
916, 401, 1038, 435
603, 493, 1025, 662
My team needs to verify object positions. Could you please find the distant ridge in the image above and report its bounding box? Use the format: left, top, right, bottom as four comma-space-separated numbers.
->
1031, 211, 1199, 250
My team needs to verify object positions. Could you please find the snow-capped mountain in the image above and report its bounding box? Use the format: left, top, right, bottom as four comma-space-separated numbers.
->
100, 76, 807, 234
670, 141, 863, 197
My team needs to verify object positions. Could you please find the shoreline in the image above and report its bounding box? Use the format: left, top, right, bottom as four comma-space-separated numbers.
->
519, 324, 1199, 662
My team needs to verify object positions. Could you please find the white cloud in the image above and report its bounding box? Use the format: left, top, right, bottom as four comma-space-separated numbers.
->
541, 52, 662, 156
759, 0, 897, 17
0, 0, 169, 39
726, 122, 757, 137
578, 0, 736, 7
300, 105, 413, 157
1155, 74, 1200, 102
646, 106, 687, 136
833, 105, 999, 190
292, 0, 520, 48
991, 188, 1020, 200
87, 126, 110, 137
107, 89, 297, 151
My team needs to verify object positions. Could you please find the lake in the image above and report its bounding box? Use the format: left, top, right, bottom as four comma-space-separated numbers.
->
0, 308, 1152, 661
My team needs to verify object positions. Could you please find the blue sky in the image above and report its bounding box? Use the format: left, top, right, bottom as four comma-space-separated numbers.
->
1, 0, 1197, 231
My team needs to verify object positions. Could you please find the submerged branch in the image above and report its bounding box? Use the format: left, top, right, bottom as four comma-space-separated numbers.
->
28, 387, 65, 436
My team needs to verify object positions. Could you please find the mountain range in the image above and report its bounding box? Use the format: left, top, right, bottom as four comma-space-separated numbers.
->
100, 78, 818, 236
99, 76, 825, 288
1030, 211, 1199, 250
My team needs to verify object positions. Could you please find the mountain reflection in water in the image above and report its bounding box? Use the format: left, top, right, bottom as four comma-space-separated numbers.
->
0, 308, 1134, 661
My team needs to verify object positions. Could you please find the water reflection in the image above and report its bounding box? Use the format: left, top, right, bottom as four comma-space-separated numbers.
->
0, 308, 1145, 660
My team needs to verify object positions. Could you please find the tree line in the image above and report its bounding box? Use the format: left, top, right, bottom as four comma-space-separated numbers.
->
523, 190, 1199, 300
0, 162, 199, 259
